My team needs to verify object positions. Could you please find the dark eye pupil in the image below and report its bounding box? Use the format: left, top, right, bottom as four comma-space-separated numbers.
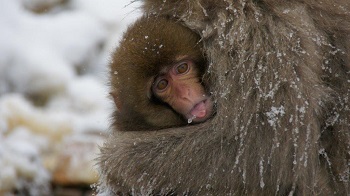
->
157, 79, 168, 90
177, 63, 188, 73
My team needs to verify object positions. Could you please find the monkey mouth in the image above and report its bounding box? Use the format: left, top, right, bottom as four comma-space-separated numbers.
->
188, 98, 213, 123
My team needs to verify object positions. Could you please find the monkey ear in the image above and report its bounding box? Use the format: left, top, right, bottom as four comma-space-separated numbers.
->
110, 92, 122, 111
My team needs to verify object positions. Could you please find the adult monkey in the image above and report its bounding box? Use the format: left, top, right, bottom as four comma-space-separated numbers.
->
98, 0, 350, 195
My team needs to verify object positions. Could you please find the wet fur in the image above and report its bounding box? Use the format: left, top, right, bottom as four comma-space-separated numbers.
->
98, 0, 350, 195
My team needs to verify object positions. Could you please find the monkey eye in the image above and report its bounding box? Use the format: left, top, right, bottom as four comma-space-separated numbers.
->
175, 62, 189, 74
155, 79, 168, 91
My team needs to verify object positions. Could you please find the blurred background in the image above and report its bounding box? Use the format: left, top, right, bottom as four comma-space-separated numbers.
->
0, 0, 141, 195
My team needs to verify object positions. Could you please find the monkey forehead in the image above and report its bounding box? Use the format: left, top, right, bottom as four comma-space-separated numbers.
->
114, 17, 203, 67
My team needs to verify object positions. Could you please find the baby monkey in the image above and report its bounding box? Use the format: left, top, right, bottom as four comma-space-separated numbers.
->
110, 16, 214, 131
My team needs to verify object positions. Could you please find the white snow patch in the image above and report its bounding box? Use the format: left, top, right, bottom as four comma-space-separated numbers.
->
266, 106, 286, 128
0, 0, 141, 193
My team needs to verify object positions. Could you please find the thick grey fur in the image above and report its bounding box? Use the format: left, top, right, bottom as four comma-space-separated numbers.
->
98, 0, 350, 195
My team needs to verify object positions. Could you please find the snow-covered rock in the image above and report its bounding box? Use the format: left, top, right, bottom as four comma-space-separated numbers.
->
0, 0, 141, 193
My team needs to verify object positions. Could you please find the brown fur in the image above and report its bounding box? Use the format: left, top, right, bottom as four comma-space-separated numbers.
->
98, 0, 350, 195
109, 16, 206, 131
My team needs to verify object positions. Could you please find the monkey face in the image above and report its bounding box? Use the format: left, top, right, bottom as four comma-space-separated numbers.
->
151, 58, 214, 124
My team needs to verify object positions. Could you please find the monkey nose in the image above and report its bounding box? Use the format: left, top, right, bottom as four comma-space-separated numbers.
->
172, 82, 189, 97
176, 87, 191, 100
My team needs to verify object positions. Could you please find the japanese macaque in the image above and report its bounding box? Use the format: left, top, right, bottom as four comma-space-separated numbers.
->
109, 16, 214, 131
98, 0, 350, 195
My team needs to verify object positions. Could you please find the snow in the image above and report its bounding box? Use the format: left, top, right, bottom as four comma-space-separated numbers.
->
265, 106, 285, 128
0, 0, 141, 193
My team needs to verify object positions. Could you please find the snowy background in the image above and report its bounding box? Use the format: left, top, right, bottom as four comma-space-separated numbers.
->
0, 0, 141, 194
